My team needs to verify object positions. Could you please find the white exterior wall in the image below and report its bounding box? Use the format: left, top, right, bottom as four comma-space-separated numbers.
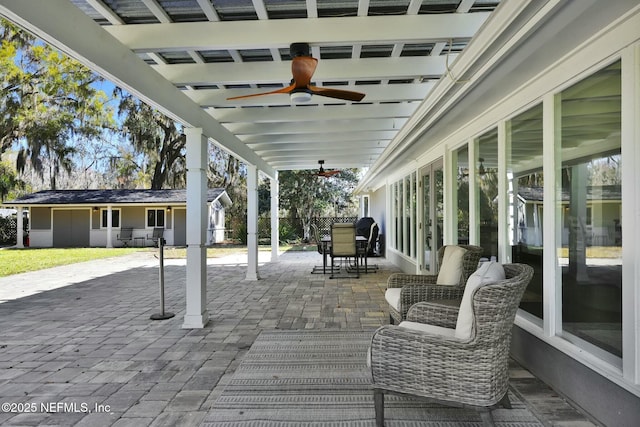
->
368, 2, 640, 411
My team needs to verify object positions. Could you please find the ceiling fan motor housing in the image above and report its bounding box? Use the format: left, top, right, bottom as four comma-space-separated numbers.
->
290, 42, 311, 58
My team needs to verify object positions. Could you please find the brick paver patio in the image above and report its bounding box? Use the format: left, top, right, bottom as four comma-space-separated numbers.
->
0, 250, 596, 426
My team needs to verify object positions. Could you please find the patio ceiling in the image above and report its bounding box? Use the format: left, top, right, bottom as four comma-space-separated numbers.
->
0, 0, 499, 178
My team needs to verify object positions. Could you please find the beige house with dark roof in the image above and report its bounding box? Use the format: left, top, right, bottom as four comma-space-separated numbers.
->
5, 189, 232, 248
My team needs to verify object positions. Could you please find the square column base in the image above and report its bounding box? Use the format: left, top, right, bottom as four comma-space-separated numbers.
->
182, 312, 209, 329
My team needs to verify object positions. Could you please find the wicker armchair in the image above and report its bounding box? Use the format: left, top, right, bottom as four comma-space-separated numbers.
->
386, 244, 483, 323
369, 263, 534, 427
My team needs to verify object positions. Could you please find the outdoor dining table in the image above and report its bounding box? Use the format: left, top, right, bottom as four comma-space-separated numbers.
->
320, 235, 369, 275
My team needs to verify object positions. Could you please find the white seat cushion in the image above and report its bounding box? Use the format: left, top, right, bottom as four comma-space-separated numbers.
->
455, 261, 505, 340
436, 246, 468, 285
399, 321, 456, 338
385, 288, 401, 311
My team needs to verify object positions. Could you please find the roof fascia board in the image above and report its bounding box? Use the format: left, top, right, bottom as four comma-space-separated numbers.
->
0, 0, 276, 179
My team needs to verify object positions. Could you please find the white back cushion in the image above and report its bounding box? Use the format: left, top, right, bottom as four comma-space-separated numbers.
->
384, 288, 401, 311
436, 246, 468, 285
455, 261, 505, 340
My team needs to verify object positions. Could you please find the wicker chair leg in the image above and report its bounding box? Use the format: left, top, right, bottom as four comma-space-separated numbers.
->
373, 389, 385, 427
480, 410, 495, 427
499, 392, 512, 409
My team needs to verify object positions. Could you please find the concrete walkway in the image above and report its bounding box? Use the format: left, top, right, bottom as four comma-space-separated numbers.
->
0, 251, 596, 426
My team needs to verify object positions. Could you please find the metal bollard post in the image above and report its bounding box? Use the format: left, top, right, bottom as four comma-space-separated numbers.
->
150, 237, 175, 320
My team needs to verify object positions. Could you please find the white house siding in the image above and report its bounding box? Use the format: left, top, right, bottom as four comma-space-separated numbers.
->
366, 3, 640, 425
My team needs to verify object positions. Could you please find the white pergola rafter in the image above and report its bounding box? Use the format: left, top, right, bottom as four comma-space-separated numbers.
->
209, 103, 418, 123
153, 56, 452, 86
223, 118, 407, 135
191, 83, 434, 107
241, 130, 397, 144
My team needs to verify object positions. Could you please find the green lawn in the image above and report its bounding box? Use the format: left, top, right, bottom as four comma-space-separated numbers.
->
0, 243, 319, 277
0, 247, 144, 277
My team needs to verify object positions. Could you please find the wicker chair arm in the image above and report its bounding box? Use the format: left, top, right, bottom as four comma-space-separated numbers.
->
370, 325, 472, 391
406, 301, 459, 328
387, 273, 438, 289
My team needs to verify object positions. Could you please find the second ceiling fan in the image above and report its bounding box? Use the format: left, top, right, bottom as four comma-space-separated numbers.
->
227, 43, 366, 104
316, 160, 341, 178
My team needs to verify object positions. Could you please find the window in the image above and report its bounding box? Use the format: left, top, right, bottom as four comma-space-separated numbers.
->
558, 61, 622, 358
411, 171, 417, 258
101, 209, 120, 228
147, 209, 165, 228
405, 174, 412, 257
455, 145, 470, 245
362, 195, 370, 217
392, 181, 399, 250
391, 173, 417, 257
508, 103, 544, 319
476, 128, 499, 260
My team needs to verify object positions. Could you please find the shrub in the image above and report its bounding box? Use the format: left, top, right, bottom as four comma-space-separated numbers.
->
0, 216, 16, 245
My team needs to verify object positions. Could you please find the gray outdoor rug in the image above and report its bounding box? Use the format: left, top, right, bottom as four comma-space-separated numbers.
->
202, 330, 543, 426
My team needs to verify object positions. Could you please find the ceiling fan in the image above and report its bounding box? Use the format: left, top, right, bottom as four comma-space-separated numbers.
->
316, 160, 341, 178
227, 42, 366, 104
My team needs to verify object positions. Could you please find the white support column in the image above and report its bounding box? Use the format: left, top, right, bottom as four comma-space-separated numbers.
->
106, 206, 113, 248
182, 127, 209, 329
442, 148, 454, 245
497, 120, 509, 263
621, 42, 640, 384
270, 171, 279, 262
246, 164, 260, 280
16, 207, 24, 248
543, 92, 561, 337
468, 139, 478, 245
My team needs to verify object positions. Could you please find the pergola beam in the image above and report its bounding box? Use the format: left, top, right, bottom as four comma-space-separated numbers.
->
103, 14, 489, 52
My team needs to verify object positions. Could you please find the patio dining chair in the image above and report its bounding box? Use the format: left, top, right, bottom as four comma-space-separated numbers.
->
350, 221, 380, 273
330, 223, 359, 279
385, 244, 483, 324
310, 223, 335, 274
147, 227, 164, 247
117, 227, 133, 247
369, 263, 534, 427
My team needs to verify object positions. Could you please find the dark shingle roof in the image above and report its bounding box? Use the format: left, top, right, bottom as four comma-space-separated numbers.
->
6, 189, 231, 206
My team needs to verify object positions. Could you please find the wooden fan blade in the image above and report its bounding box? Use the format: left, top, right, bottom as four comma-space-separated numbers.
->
227, 83, 296, 100
291, 56, 317, 88
308, 85, 365, 102
318, 169, 340, 177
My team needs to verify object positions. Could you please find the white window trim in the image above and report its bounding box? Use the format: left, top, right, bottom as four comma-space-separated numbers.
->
100, 208, 121, 229
145, 207, 166, 229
